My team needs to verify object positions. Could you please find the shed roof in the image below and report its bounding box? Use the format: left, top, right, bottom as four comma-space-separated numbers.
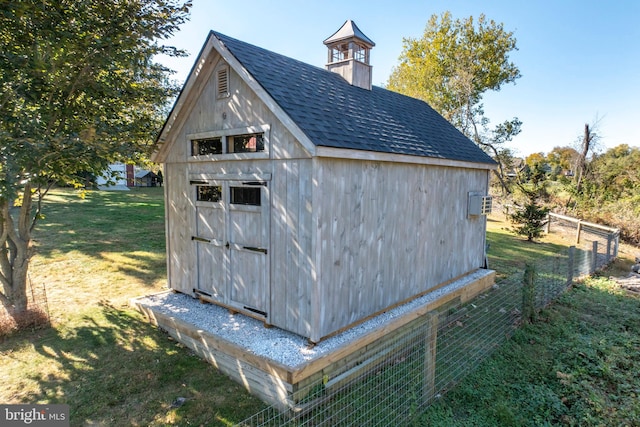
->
212, 31, 496, 165
135, 170, 157, 179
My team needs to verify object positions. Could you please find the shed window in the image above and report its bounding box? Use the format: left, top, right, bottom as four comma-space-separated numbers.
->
196, 185, 222, 202
228, 133, 264, 153
230, 187, 261, 206
192, 138, 222, 156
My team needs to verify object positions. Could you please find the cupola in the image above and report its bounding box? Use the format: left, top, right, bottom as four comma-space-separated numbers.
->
323, 20, 375, 90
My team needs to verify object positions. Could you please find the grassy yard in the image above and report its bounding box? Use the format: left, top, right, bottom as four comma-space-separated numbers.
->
0, 188, 267, 426
0, 188, 638, 426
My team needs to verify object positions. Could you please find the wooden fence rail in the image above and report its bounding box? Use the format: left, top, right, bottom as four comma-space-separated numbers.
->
546, 212, 620, 260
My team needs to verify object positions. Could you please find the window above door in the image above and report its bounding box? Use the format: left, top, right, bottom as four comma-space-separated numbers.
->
187, 124, 270, 161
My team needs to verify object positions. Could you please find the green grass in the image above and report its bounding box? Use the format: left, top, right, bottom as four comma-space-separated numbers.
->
1, 188, 639, 426
415, 214, 640, 426
418, 276, 640, 426
1, 188, 266, 426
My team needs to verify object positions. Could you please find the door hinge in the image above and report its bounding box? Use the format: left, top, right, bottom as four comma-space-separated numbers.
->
242, 181, 267, 186
192, 236, 211, 243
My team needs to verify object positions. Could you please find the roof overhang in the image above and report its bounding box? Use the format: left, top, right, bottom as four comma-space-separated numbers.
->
315, 146, 498, 170
152, 32, 317, 163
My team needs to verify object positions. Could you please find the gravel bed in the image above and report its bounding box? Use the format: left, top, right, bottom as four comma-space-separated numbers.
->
135, 269, 491, 369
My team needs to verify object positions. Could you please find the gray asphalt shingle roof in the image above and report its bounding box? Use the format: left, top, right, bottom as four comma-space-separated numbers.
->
213, 31, 496, 165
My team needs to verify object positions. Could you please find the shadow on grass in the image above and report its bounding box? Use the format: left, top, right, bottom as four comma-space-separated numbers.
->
18, 301, 265, 426
32, 188, 167, 289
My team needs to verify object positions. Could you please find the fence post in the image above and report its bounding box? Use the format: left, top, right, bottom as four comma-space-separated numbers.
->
422, 312, 439, 406
591, 241, 598, 274
546, 213, 551, 233
614, 231, 619, 258
575, 221, 582, 244
567, 246, 575, 285
606, 234, 613, 263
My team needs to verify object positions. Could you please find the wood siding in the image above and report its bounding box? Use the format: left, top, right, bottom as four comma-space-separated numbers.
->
311, 158, 489, 341
160, 44, 492, 342
162, 54, 314, 334
270, 159, 314, 337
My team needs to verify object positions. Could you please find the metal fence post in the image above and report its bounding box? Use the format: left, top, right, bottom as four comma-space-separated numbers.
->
567, 246, 575, 285
591, 240, 598, 274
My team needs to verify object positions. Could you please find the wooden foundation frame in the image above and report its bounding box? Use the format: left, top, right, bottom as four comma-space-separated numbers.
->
132, 269, 495, 410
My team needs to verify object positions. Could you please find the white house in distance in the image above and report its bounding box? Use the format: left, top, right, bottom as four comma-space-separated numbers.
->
151, 20, 496, 344
97, 163, 160, 189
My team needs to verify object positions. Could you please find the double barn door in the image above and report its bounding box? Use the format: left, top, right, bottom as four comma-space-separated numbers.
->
191, 178, 270, 319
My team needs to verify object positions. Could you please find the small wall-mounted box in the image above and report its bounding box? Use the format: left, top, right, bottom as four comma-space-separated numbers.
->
468, 193, 493, 217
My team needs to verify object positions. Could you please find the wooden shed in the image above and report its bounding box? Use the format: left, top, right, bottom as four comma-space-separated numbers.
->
152, 20, 496, 344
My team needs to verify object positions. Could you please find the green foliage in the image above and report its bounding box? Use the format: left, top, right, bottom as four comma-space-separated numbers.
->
419, 275, 640, 426
0, 0, 190, 198
567, 144, 640, 244
510, 169, 550, 241
0, 0, 191, 309
510, 202, 550, 242
387, 12, 520, 124
386, 12, 522, 193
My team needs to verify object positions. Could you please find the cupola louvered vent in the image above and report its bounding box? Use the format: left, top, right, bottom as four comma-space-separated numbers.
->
217, 65, 229, 98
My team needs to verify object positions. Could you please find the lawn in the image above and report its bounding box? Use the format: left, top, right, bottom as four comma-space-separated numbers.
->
1, 188, 638, 426
0, 188, 267, 426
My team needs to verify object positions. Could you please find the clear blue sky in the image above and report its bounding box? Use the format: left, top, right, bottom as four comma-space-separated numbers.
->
158, 0, 640, 157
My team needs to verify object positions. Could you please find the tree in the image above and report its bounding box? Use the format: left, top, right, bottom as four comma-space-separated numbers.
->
510, 163, 550, 242
0, 0, 191, 313
575, 123, 599, 193
387, 12, 521, 194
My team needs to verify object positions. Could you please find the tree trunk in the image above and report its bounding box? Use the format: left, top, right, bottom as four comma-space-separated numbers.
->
575, 123, 592, 193
0, 184, 34, 313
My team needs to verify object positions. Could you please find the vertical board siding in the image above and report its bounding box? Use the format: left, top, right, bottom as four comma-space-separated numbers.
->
161, 47, 490, 343
270, 159, 314, 337
164, 54, 310, 164
314, 158, 488, 339
165, 164, 196, 294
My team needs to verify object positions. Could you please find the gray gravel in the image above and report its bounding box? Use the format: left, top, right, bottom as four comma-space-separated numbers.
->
134, 269, 491, 369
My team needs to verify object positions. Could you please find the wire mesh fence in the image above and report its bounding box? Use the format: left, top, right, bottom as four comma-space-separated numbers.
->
0, 278, 51, 338
547, 212, 619, 265
236, 236, 616, 426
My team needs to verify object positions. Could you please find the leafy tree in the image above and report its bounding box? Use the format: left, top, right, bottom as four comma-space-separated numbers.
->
387, 12, 521, 194
581, 144, 640, 202
0, 0, 191, 312
510, 164, 550, 241
546, 146, 579, 175
524, 152, 544, 168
